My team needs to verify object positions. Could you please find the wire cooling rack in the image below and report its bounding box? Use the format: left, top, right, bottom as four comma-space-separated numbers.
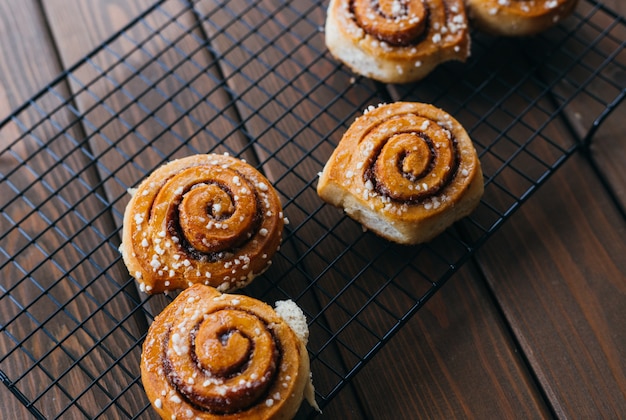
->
1, 0, 624, 418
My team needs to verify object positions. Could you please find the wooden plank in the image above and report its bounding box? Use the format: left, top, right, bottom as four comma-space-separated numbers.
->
352, 264, 550, 418
39, 0, 295, 417
586, 0, 626, 206
190, 0, 553, 417
476, 151, 626, 417
0, 1, 61, 116
354, 15, 576, 418
40, 0, 256, 332
380, 4, 626, 415
348, 0, 623, 417
0, 1, 149, 418
192, 0, 385, 415
453, 3, 626, 415
528, 0, 626, 208
0, 382, 31, 420
588, 107, 626, 210
41, 0, 253, 233
6, 1, 619, 419
604, 0, 626, 15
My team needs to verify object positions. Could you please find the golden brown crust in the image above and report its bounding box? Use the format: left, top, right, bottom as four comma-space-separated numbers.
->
141, 284, 312, 419
121, 154, 284, 294
325, 0, 470, 83
317, 102, 483, 245
466, 0, 579, 36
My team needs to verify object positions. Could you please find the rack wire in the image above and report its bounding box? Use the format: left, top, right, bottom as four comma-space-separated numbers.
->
1, 0, 624, 418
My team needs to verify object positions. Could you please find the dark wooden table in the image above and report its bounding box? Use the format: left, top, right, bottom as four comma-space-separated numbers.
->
1, 1, 625, 418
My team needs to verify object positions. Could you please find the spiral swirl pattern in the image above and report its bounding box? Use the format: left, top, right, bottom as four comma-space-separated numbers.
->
362, 110, 459, 204
353, 0, 428, 46
121, 154, 284, 294
317, 102, 483, 244
325, 0, 470, 83
141, 284, 312, 419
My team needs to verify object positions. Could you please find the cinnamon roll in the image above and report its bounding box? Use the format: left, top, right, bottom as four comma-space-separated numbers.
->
141, 284, 318, 419
317, 102, 483, 245
121, 154, 284, 294
325, 0, 470, 83
465, 0, 579, 36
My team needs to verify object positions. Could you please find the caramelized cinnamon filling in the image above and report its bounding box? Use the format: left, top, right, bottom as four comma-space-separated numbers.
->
362, 117, 460, 204
161, 310, 282, 415
352, 0, 429, 45
165, 179, 264, 263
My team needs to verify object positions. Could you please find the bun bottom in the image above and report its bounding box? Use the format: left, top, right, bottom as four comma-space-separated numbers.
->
317, 102, 484, 245
466, 0, 579, 36
318, 166, 484, 244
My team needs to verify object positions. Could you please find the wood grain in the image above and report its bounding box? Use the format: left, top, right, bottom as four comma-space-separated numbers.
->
40, 0, 257, 326
532, 0, 626, 210
37, 0, 365, 417
191, 1, 385, 415
331, 1, 626, 417
41, 0, 253, 227
191, 0, 558, 417
354, 264, 551, 418
0, 0, 149, 418
476, 151, 626, 417
1, 0, 624, 418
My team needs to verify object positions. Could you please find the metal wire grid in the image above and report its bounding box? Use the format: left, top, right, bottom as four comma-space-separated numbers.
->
0, 0, 624, 418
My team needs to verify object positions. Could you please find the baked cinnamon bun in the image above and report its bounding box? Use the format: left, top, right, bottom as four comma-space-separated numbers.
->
141, 284, 318, 419
121, 154, 284, 294
465, 0, 579, 36
325, 0, 470, 83
317, 102, 483, 245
